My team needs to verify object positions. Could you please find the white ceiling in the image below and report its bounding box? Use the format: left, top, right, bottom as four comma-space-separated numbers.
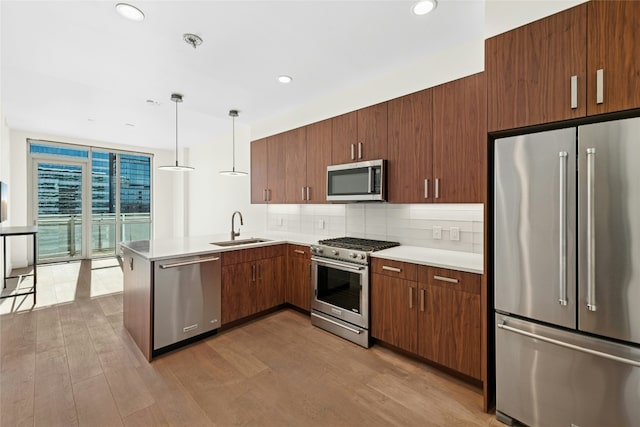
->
1, 0, 585, 151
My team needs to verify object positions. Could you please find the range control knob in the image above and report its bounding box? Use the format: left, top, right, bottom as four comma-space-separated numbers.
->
310, 247, 316, 254
332, 250, 339, 256
349, 253, 357, 259
359, 254, 366, 260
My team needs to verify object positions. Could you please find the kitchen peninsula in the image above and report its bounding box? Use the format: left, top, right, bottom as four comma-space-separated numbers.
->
121, 233, 482, 364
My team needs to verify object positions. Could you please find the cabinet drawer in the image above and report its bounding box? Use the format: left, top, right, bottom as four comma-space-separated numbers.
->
418, 266, 480, 295
222, 244, 285, 266
371, 258, 418, 281
288, 244, 310, 259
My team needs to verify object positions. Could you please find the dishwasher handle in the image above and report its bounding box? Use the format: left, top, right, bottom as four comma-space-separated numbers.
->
159, 256, 221, 269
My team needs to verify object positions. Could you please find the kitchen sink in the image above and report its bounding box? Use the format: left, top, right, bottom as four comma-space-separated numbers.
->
211, 238, 271, 247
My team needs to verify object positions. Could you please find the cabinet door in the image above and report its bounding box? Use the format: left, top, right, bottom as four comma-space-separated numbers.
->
587, 1, 640, 115
370, 273, 417, 353
256, 256, 285, 312
485, 4, 587, 131
357, 103, 387, 161
305, 119, 332, 203
432, 73, 486, 203
331, 111, 357, 164
221, 263, 255, 324
266, 134, 286, 203
250, 139, 268, 204
387, 89, 433, 203
286, 246, 311, 311
284, 127, 307, 204
418, 266, 481, 380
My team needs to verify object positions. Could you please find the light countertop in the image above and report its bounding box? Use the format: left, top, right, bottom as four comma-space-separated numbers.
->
371, 246, 483, 274
121, 232, 483, 274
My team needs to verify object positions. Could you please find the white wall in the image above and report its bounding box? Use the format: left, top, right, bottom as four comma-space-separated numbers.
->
186, 124, 266, 237
8, 129, 178, 268
251, 39, 484, 140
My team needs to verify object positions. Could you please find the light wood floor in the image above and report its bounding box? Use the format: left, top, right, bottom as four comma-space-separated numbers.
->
1, 260, 501, 426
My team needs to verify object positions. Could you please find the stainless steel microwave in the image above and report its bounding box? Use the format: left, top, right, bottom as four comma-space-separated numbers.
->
326, 159, 386, 202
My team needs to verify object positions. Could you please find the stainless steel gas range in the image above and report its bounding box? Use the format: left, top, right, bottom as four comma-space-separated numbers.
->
310, 237, 399, 348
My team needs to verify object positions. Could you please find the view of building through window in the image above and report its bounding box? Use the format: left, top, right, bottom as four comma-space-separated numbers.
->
29, 141, 152, 262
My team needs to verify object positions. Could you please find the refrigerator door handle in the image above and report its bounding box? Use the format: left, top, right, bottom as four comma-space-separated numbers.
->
498, 321, 640, 367
558, 151, 568, 306
587, 148, 597, 312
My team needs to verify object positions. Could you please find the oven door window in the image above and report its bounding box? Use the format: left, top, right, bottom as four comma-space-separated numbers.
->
316, 264, 362, 313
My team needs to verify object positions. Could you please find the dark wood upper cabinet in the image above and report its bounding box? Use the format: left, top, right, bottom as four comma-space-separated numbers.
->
486, 4, 587, 131
284, 127, 307, 204
250, 138, 268, 204
266, 134, 286, 203
432, 72, 486, 203
332, 103, 387, 164
305, 119, 332, 203
387, 89, 433, 203
587, 0, 640, 115
331, 111, 357, 164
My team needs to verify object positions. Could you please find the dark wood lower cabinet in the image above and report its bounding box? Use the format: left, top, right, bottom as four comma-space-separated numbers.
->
371, 260, 482, 382
221, 245, 285, 325
286, 245, 311, 312
371, 273, 417, 354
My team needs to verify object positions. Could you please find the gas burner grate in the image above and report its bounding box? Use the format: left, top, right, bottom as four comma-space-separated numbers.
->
318, 237, 400, 252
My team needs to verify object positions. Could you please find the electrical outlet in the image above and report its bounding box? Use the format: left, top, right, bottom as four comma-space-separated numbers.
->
450, 227, 460, 241
432, 226, 442, 240
318, 219, 325, 230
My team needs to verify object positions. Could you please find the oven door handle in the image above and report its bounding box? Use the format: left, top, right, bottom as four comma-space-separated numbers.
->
311, 257, 366, 271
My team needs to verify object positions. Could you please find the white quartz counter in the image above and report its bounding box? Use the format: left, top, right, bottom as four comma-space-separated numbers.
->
372, 246, 483, 274
121, 233, 483, 274
120, 232, 327, 261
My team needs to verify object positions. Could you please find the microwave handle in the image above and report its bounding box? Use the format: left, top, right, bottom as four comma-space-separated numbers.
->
368, 167, 373, 194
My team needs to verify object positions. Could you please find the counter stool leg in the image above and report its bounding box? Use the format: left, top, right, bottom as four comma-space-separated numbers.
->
33, 233, 37, 305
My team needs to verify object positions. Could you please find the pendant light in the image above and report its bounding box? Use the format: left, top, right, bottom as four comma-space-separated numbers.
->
159, 93, 194, 172
219, 109, 248, 176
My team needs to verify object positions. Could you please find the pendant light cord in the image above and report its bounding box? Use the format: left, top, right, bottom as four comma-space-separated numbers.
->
232, 114, 236, 172
175, 98, 179, 167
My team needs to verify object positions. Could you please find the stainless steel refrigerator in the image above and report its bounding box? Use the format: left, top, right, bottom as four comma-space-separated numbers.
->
494, 118, 640, 427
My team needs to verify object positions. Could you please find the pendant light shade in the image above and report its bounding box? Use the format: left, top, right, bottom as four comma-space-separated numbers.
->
220, 109, 248, 176
159, 93, 194, 172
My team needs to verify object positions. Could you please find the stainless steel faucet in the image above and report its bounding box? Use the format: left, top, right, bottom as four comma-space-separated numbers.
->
231, 211, 244, 240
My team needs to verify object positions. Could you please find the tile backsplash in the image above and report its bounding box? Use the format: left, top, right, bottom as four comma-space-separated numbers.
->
266, 203, 483, 254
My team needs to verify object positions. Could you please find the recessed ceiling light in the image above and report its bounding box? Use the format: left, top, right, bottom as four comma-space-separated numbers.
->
412, 0, 437, 16
125, 123, 135, 127
146, 99, 160, 106
115, 3, 145, 22
278, 75, 293, 84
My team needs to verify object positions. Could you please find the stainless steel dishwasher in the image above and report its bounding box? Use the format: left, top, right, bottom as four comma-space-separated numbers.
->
153, 254, 221, 351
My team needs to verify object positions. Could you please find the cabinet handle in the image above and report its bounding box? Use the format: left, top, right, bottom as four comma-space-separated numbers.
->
424, 179, 429, 199
358, 142, 363, 159
570, 75, 578, 109
351, 144, 355, 160
258, 264, 263, 280
435, 178, 440, 199
382, 265, 401, 273
252, 264, 256, 282
306, 186, 310, 201
433, 275, 458, 284
596, 69, 604, 104
263, 189, 267, 202
302, 187, 306, 201
420, 289, 425, 312
293, 249, 306, 255
129, 258, 134, 270
409, 286, 414, 309
267, 189, 271, 201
